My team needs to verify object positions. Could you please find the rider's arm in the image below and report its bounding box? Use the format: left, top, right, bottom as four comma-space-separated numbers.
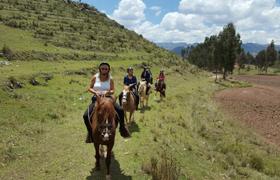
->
107, 79, 115, 95
88, 76, 98, 95
123, 76, 129, 86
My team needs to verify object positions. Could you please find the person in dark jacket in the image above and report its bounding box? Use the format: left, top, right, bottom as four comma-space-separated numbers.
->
119, 67, 139, 110
140, 66, 152, 95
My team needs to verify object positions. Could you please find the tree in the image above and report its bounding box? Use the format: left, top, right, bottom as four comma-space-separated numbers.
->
187, 23, 241, 80
219, 23, 242, 79
246, 52, 255, 65
255, 50, 266, 72
236, 49, 247, 74
265, 40, 277, 73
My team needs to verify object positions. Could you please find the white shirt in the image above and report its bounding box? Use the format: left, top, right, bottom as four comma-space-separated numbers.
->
93, 73, 111, 93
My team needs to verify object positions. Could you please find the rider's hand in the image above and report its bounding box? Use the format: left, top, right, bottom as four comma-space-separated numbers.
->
96, 91, 104, 97
104, 91, 110, 96
103, 90, 112, 97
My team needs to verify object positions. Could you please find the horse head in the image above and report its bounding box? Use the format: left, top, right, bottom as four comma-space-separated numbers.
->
93, 96, 116, 142
138, 80, 146, 95
122, 86, 131, 105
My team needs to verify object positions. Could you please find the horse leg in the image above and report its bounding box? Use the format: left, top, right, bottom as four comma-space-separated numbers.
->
129, 111, 133, 123
140, 98, 143, 109
105, 144, 113, 178
94, 142, 100, 170
124, 111, 128, 124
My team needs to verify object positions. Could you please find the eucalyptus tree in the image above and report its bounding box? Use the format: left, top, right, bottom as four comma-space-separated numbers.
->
219, 23, 242, 79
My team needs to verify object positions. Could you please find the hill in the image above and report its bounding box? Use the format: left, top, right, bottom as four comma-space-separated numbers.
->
0, 0, 176, 62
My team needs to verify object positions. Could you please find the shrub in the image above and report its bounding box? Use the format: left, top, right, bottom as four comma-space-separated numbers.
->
249, 154, 264, 172
2, 45, 14, 60
142, 151, 182, 180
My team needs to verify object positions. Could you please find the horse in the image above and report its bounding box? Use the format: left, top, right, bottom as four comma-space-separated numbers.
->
155, 80, 166, 100
121, 85, 136, 124
91, 96, 117, 179
138, 80, 150, 108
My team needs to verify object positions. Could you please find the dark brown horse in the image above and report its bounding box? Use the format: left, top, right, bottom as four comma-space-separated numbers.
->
155, 80, 166, 100
91, 96, 116, 179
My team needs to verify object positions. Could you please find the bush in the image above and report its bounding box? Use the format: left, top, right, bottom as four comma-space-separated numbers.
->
250, 154, 264, 172
2, 45, 14, 60
142, 151, 182, 180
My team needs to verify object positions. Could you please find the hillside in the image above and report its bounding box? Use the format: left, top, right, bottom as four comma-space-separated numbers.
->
0, 0, 176, 62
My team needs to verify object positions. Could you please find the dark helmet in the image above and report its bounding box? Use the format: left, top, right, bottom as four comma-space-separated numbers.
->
127, 66, 133, 72
99, 62, 110, 70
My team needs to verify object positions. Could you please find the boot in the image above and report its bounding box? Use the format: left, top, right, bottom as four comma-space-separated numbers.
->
119, 125, 130, 138
85, 133, 93, 143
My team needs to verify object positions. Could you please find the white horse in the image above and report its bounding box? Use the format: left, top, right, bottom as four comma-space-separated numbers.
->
138, 80, 150, 109
121, 85, 136, 124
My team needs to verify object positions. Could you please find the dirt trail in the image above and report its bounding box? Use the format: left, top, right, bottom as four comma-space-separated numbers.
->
214, 75, 280, 147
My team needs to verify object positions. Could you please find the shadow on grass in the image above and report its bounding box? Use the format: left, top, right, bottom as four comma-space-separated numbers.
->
86, 153, 132, 180
139, 106, 151, 114
128, 121, 140, 134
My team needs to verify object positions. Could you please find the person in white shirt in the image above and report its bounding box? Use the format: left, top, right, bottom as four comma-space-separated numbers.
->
83, 62, 130, 143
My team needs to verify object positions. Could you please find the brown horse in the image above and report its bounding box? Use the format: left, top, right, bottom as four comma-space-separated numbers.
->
155, 80, 166, 100
91, 96, 116, 179
121, 85, 136, 124
138, 80, 150, 108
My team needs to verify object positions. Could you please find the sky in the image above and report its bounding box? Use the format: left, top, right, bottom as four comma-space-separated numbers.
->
78, 0, 280, 44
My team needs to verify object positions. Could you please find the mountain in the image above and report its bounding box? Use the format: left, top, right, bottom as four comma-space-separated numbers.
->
156, 42, 197, 55
0, 0, 176, 61
242, 43, 280, 55
156, 42, 189, 50
157, 42, 280, 56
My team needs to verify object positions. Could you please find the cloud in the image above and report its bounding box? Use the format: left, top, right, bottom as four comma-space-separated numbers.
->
150, 6, 162, 16
111, 0, 280, 44
112, 0, 146, 29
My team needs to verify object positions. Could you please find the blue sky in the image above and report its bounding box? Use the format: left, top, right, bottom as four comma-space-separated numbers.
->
79, 0, 280, 44
81, 0, 180, 24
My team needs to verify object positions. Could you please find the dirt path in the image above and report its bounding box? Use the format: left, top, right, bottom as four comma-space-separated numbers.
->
214, 75, 280, 147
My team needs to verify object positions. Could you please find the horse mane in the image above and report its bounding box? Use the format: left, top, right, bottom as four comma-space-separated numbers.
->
92, 98, 116, 130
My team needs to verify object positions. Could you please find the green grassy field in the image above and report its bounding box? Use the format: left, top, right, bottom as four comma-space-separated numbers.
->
1, 60, 280, 179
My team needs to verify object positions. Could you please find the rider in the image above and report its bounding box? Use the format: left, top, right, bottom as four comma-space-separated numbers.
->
155, 69, 165, 89
83, 62, 130, 143
119, 67, 139, 110
140, 66, 152, 95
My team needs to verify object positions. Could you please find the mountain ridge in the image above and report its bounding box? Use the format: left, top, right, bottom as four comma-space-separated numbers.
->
157, 42, 280, 56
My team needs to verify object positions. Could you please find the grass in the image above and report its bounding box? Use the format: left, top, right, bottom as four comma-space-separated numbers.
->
1, 60, 280, 179
235, 64, 280, 76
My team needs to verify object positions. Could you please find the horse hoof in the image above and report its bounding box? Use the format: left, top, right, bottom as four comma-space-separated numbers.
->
94, 165, 100, 171
106, 175, 111, 180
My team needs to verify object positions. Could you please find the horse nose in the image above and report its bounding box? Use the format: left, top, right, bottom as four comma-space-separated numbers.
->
122, 98, 127, 103
103, 133, 109, 141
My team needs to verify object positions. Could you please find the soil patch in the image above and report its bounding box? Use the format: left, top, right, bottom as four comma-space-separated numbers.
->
214, 75, 280, 147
